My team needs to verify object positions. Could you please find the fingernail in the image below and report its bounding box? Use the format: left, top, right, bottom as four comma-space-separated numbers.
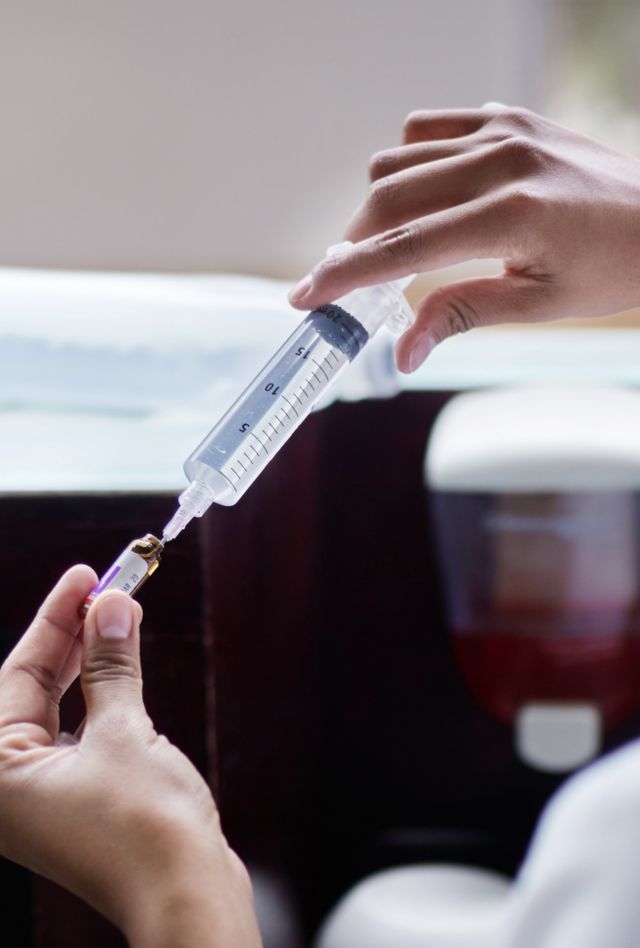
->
408, 333, 437, 372
96, 595, 132, 639
288, 273, 313, 304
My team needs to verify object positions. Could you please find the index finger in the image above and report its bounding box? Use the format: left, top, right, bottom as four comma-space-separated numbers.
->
0, 565, 97, 740
289, 196, 512, 310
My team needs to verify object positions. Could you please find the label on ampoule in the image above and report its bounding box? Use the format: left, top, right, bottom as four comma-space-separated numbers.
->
82, 549, 150, 612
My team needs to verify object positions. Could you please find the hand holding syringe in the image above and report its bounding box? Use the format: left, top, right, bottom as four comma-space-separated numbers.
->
83, 245, 414, 610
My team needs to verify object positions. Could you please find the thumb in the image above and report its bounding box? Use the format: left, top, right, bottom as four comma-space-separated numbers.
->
81, 591, 145, 720
396, 274, 554, 372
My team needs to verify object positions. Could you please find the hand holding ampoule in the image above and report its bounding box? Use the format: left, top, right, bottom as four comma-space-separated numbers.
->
0, 567, 261, 948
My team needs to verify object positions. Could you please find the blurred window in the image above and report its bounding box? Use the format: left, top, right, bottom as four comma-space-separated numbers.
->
547, 0, 640, 149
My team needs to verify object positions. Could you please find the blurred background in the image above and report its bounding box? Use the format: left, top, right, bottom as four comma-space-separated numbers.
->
0, 0, 638, 278
3, 5, 640, 947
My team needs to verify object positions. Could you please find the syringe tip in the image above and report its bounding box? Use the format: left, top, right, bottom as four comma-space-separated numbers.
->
162, 508, 192, 543
163, 481, 214, 542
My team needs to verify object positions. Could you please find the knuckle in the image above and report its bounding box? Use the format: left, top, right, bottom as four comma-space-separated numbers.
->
403, 109, 428, 137
314, 250, 345, 284
83, 649, 140, 685
368, 149, 398, 181
501, 105, 536, 132
368, 176, 396, 211
503, 185, 541, 218
435, 291, 480, 336
481, 100, 505, 116
361, 178, 400, 230
480, 128, 509, 146
374, 224, 423, 267
500, 135, 543, 171
10, 660, 63, 705
0, 727, 44, 760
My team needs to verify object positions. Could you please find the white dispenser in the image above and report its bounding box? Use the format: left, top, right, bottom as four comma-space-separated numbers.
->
426, 386, 640, 772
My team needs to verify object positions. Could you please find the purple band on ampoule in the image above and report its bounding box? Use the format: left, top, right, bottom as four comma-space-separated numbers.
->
92, 563, 122, 596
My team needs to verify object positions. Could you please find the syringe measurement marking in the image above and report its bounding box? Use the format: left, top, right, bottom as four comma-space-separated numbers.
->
197, 343, 349, 499
311, 359, 330, 383
281, 395, 299, 419
293, 386, 310, 403
250, 432, 269, 454
233, 342, 343, 468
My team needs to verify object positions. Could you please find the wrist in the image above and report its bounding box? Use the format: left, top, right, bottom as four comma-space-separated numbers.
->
124, 844, 261, 948
128, 886, 248, 948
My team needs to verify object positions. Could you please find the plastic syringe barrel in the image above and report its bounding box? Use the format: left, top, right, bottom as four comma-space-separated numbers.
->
163, 274, 414, 540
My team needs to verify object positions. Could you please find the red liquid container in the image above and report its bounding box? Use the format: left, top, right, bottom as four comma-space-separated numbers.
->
432, 492, 640, 730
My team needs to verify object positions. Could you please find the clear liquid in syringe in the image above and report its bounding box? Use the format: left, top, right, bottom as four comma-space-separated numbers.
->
182, 302, 368, 506
163, 267, 415, 541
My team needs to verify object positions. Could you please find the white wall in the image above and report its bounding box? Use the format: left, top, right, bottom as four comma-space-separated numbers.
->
0, 0, 547, 277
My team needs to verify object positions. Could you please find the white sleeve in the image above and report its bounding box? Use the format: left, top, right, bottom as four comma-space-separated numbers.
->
504, 740, 640, 948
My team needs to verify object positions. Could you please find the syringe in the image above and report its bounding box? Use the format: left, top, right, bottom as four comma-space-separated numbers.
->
82, 249, 414, 609
163, 251, 415, 542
